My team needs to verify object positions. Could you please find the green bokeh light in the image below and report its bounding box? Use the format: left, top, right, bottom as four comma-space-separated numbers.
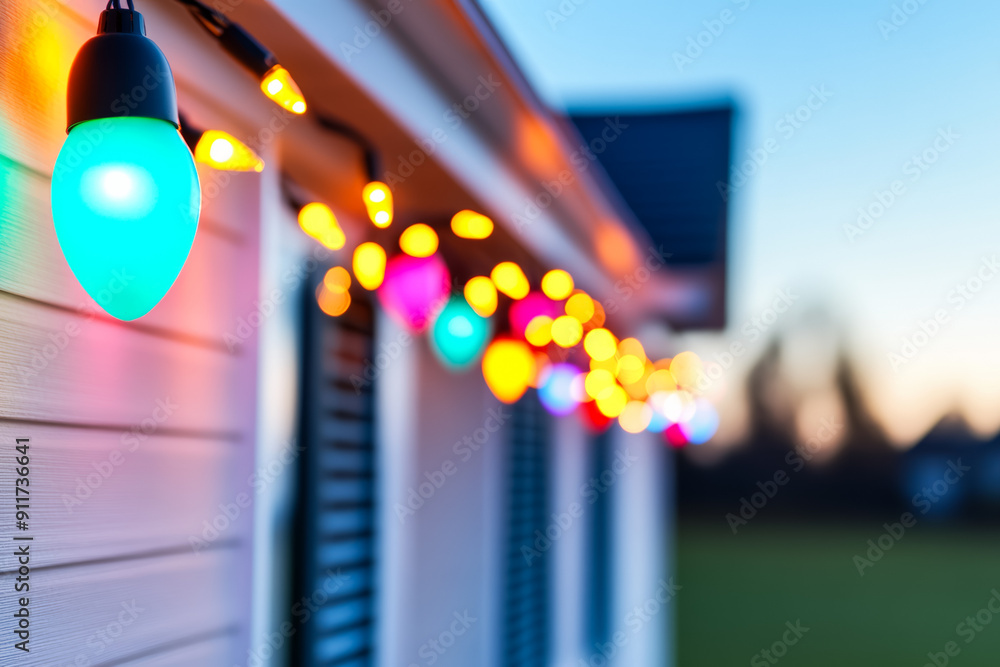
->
51, 117, 200, 321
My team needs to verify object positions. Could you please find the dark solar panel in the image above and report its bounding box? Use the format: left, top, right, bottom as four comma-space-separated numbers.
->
571, 108, 733, 267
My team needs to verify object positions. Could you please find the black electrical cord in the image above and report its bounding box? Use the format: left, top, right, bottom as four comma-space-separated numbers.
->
169, 0, 382, 181
106, 0, 135, 10
315, 114, 381, 183
174, 0, 229, 37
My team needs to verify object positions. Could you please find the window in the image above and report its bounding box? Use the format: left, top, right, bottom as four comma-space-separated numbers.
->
503, 391, 550, 667
294, 287, 377, 667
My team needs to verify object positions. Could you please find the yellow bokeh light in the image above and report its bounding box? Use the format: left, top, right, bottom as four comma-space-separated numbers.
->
565, 292, 595, 323
524, 315, 554, 347
491, 262, 530, 300
260, 65, 306, 114
319, 229, 347, 250
670, 351, 705, 390
616, 354, 645, 384
194, 131, 264, 172
482, 339, 536, 403
353, 242, 387, 290
618, 337, 646, 361
298, 203, 345, 249
596, 385, 628, 418
541, 269, 574, 301
653, 357, 673, 371
316, 283, 351, 317
584, 328, 618, 361
464, 276, 498, 317
551, 315, 583, 348
646, 368, 677, 395
585, 369, 616, 400
451, 210, 494, 239
622, 375, 650, 401
590, 355, 617, 374
362, 181, 393, 228
618, 400, 653, 434
323, 266, 351, 292
399, 223, 439, 258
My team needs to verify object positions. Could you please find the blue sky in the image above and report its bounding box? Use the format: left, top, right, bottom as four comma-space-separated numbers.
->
478, 0, 1000, 443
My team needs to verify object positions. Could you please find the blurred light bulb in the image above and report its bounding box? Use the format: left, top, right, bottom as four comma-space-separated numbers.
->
585, 369, 616, 400
193, 130, 264, 172
378, 253, 450, 332
353, 242, 387, 290
670, 351, 705, 391
618, 337, 646, 362
596, 384, 628, 418
298, 203, 345, 250
538, 364, 582, 416
450, 209, 494, 239
482, 338, 536, 404
584, 328, 618, 361
618, 400, 653, 434
541, 269, 574, 301
565, 292, 595, 322
260, 65, 306, 114
464, 276, 498, 317
551, 315, 583, 348
491, 262, 530, 300
509, 292, 561, 338
363, 181, 393, 228
316, 281, 351, 317
431, 295, 492, 370
645, 368, 677, 395
525, 315, 554, 347
323, 266, 351, 292
399, 223, 439, 258
616, 354, 645, 384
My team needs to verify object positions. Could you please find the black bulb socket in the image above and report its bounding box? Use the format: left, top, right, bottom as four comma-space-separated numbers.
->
65, 9, 180, 132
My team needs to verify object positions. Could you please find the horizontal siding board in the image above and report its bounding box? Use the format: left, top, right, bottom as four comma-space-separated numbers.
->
1, 4, 260, 663
0, 549, 242, 666
0, 424, 247, 571
0, 293, 246, 431
113, 634, 236, 667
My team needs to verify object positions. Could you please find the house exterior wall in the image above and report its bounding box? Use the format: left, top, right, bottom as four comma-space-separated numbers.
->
0, 2, 263, 664
376, 318, 508, 667
0, 2, 675, 666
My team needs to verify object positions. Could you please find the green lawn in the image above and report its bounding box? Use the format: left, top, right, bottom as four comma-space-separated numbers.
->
677, 519, 1000, 666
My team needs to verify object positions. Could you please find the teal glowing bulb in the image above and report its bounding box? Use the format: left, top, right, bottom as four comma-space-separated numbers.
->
51, 117, 201, 320
430, 295, 492, 370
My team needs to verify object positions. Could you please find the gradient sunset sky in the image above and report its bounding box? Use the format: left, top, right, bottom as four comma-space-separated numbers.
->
478, 0, 1000, 445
